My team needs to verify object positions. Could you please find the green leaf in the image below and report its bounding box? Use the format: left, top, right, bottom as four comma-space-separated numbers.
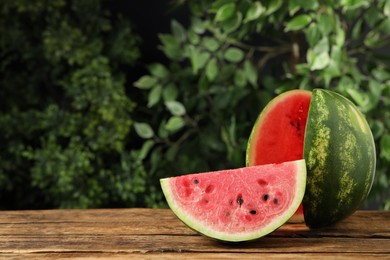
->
244, 2, 265, 23
134, 76, 157, 89
385, 0, 390, 17
189, 46, 210, 74
337, 76, 355, 93
215, 3, 236, 22
372, 67, 390, 81
346, 88, 369, 108
313, 37, 329, 54
223, 47, 244, 63
364, 31, 381, 48
234, 69, 246, 87
305, 24, 321, 47
165, 101, 186, 116
163, 83, 178, 102
191, 17, 206, 34
309, 51, 330, 70
371, 120, 385, 139
221, 11, 242, 33
289, 0, 319, 15
352, 19, 363, 40
285, 14, 312, 32
206, 58, 218, 81
335, 27, 346, 47
148, 63, 169, 79
203, 37, 220, 52
244, 60, 257, 86
341, 0, 369, 11
165, 116, 185, 132
138, 140, 155, 160
266, 0, 283, 15
166, 144, 180, 161
380, 134, 390, 161
188, 30, 200, 45
317, 13, 334, 36
134, 122, 154, 139
171, 20, 186, 42
147, 85, 162, 107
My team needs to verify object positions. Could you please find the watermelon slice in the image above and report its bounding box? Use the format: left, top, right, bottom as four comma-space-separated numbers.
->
246, 90, 311, 223
160, 159, 306, 242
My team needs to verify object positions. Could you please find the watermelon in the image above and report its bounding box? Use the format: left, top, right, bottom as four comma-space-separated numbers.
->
303, 89, 376, 228
246, 89, 311, 222
160, 159, 306, 242
246, 88, 376, 228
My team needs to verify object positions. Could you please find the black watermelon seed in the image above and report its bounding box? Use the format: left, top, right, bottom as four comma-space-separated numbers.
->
263, 194, 269, 201
237, 196, 243, 206
193, 179, 199, 184
273, 198, 278, 205
249, 210, 257, 215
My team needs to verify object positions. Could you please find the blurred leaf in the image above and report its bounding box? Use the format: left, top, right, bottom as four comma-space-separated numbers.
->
188, 30, 200, 44
313, 37, 329, 54
244, 60, 258, 87
191, 17, 206, 34
289, 0, 319, 15
371, 120, 385, 139
385, 0, 390, 17
162, 83, 178, 102
165, 116, 185, 132
221, 11, 242, 33
244, 2, 265, 23
147, 85, 162, 107
138, 140, 155, 160
352, 19, 363, 40
166, 144, 179, 161
215, 3, 236, 22
380, 134, 390, 161
266, 0, 282, 14
364, 31, 381, 48
305, 24, 321, 47
165, 100, 186, 116
134, 122, 154, 139
346, 88, 369, 109
148, 63, 169, 79
223, 47, 244, 63
317, 13, 334, 36
341, 0, 369, 11
203, 37, 220, 52
206, 58, 218, 81
309, 51, 330, 70
285, 14, 312, 32
234, 69, 246, 87
171, 20, 186, 42
134, 76, 157, 89
189, 46, 210, 74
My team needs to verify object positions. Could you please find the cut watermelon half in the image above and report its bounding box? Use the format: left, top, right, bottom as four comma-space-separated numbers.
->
160, 159, 306, 242
246, 90, 311, 223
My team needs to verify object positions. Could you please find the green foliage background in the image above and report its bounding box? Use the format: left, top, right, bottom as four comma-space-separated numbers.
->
1, 0, 390, 209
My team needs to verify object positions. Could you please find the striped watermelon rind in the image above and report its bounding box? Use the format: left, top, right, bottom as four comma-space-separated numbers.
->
303, 89, 376, 228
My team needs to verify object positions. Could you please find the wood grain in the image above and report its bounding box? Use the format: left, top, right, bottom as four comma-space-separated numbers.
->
0, 209, 389, 259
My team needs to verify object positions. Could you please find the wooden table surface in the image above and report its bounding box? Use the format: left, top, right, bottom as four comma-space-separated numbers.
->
0, 208, 389, 259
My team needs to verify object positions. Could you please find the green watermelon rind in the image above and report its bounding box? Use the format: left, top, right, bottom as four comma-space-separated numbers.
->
160, 159, 307, 242
303, 89, 376, 228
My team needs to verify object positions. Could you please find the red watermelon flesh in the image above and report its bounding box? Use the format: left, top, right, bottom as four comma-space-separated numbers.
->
246, 90, 312, 222
160, 159, 306, 242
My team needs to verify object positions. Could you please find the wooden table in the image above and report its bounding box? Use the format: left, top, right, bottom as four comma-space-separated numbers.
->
0, 209, 389, 259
